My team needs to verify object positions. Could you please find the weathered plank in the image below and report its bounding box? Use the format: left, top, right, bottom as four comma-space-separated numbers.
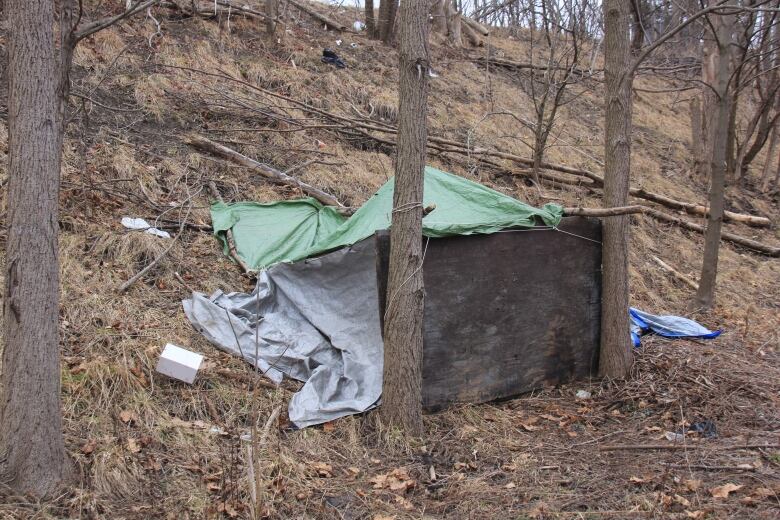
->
375, 217, 602, 411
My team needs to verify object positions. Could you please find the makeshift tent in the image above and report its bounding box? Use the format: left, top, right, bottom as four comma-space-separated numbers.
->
184, 167, 565, 427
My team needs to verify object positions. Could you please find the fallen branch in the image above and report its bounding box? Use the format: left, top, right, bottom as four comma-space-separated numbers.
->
462, 16, 490, 36
189, 135, 344, 207
600, 443, 780, 451
631, 187, 771, 228
643, 206, 780, 257
563, 205, 646, 217
562, 205, 780, 257
287, 0, 348, 31
651, 255, 698, 291
208, 181, 254, 275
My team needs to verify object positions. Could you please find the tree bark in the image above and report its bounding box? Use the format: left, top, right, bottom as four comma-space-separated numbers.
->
380, 0, 430, 437
0, 0, 72, 496
699, 33, 718, 181
599, 0, 633, 378
694, 14, 733, 309
690, 96, 702, 162
365, 0, 376, 38
265, 0, 278, 39
431, 0, 447, 35
378, 0, 399, 44
760, 124, 778, 192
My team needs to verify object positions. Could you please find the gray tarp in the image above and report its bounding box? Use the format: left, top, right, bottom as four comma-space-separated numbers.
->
183, 239, 383, 428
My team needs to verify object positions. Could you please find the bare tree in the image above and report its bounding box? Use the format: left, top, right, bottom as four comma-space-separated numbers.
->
0, 0, 160, 497
695, 10, 736, 308
380, 0, 430, 436
521, 0, 590, 182
599, 0, 633, 377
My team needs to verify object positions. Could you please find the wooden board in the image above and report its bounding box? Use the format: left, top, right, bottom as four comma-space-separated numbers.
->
375, 217, 602, 411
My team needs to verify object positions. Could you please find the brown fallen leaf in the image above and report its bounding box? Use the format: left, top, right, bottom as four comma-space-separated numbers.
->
346, 466, 361, 478
369, 473, 388, 489
81, 439, 97, 455
630, 475, 650, 485
674, 494, 691, 507
504, 482, 516, 489
119, 410, 138, 425
683, 479, 702, 492
127, 438, 141, 453
394, 495, 414, 510
685, 511, 706, 519
710, 482, 743, 499
311, 462, 333, 478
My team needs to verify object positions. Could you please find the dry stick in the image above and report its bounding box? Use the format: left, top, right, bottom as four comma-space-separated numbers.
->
563, 205, 780, 256
118, 224, 186, 293
660, 463, 757, 471
207, 181, 254, 275
651, 255, 699, 291
287, 0, 348, 31
191, 136, 343, 207
600, 443, 780, 451
643, 206, 780, 257
563, 205, 647, 217
631, 187, 771, 227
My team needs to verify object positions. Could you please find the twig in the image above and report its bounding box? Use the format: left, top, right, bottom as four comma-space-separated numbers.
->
599, 443, 780, 451
118, 212, 189, 293
651, 255, 699, 291
660, 463, 757, 471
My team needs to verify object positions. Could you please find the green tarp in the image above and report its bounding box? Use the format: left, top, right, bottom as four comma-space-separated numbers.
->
212, 166, 564, 269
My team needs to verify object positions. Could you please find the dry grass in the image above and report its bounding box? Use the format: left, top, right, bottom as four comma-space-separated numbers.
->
0, 1, 778, 518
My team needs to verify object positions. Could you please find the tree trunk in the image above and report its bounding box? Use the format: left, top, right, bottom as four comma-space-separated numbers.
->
265, 0, 278, 39
760, 124, 778, 192
599, 0, 633, 378
699, 34, 718, 181
378, 0, 399, 44
431, 0, 447, 35
365, 0, 376, 38
690, 96, 702, 163
694, 16, 733, 309
725, 95, 738, 180
0, 0, 72, 496
380, 0, 430, 437
446, 0, 463, 47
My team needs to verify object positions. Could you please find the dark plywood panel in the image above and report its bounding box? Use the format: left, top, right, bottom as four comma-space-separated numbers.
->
375, 217, 602, 411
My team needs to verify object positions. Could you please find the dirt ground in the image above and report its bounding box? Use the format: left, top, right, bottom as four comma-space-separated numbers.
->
0, 2, 778, 518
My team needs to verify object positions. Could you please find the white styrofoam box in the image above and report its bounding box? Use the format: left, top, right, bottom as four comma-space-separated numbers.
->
156, 343, 204, 384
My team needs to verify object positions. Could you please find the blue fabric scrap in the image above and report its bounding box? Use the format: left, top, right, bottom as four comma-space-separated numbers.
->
629, 307, 722, 347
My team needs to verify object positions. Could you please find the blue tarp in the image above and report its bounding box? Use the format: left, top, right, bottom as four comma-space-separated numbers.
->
630, 307, 722, 347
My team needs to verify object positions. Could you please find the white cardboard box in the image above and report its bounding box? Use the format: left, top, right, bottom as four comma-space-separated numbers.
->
156, 343, 204, 384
